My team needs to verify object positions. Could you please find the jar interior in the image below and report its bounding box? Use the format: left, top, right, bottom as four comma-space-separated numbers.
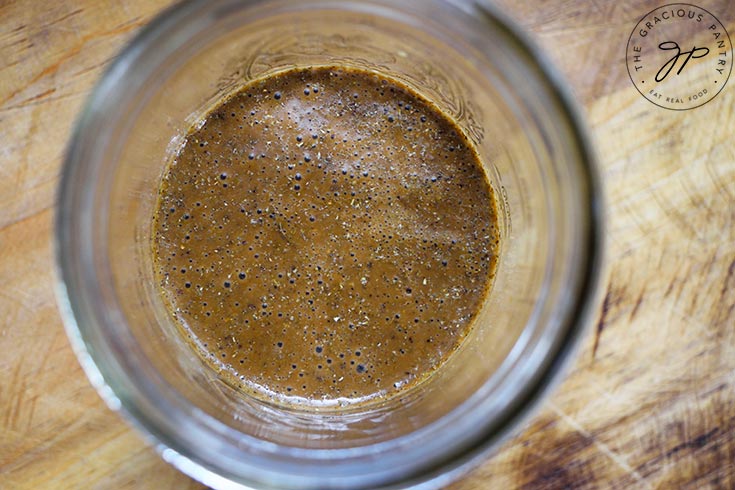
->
102, 3, 571, 449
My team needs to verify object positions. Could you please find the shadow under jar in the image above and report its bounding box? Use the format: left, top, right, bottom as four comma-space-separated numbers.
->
55, 1, 603, 489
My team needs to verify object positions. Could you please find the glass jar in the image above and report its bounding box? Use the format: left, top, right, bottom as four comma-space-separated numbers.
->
55, 0, 603, 488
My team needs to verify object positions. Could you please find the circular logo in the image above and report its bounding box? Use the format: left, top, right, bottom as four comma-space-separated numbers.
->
626, 3, 732, 110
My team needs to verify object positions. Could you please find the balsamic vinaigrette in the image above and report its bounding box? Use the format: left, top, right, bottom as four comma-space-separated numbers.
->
153, 66, 499, 406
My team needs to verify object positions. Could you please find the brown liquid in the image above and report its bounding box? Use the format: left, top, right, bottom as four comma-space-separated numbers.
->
153, 66, 498, 407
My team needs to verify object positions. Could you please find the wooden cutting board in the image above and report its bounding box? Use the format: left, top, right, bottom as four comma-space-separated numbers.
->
2, 1, 734, 488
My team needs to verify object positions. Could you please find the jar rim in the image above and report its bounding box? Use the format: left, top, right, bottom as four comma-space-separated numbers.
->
55, 1, 604, 489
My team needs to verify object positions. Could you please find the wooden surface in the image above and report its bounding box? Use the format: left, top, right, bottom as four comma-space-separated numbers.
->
2, 0, 735, 488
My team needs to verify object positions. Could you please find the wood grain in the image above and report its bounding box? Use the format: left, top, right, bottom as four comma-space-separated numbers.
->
1, 1, 734, 488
